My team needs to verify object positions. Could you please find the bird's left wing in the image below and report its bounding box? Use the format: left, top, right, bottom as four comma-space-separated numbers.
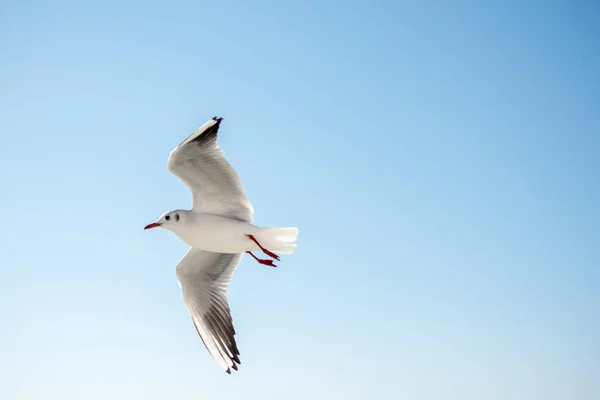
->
175, 247, 243, 373
167, 117, 254, 222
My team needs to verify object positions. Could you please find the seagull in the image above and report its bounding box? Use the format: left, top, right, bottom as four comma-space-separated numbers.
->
144, 116, 298, 374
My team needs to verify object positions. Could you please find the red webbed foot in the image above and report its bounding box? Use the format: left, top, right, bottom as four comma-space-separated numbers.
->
245, 234, 281, 261
246, 251, 277, 267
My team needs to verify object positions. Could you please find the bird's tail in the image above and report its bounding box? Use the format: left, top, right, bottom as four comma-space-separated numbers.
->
254, 227, 299, 254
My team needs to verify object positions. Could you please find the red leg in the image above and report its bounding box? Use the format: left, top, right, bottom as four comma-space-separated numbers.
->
246, 251, 277, 267
246, 234, 281, 261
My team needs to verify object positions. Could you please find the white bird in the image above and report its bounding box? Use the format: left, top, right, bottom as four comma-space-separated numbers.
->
144, 116, 298, 374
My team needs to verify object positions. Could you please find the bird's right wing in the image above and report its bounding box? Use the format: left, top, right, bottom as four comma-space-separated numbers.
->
175, 247, 243, 373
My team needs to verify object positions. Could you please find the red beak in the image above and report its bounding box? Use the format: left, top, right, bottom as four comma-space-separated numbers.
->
144, 222, 161, 230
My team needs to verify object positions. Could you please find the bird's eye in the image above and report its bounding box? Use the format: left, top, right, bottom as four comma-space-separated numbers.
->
165, 215, 171, 221
175, 214, 180, 221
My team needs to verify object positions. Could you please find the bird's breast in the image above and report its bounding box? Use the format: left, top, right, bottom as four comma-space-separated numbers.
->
176, 215, 256, 253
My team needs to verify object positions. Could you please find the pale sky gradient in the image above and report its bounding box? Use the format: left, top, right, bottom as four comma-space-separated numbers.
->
1, 1, 599, 399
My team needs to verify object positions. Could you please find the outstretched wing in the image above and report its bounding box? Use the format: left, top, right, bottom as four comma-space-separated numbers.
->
175, 247, 243, 373
167, 117, 254, 222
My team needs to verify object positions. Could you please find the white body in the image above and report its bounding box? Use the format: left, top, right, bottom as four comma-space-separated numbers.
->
166, 213, 298, 254
177, 214, 255, 253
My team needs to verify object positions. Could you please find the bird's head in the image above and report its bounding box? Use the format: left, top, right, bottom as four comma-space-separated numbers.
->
144, 210, 187, 231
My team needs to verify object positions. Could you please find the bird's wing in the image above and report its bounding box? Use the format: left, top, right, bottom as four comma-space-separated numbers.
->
167, 117, 254, 222
175, 247, 243, 374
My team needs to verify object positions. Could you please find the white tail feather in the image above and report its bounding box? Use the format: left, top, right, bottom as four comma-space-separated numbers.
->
255, 227, 299, 254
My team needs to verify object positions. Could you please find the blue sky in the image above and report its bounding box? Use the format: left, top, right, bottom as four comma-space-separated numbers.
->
1, 0, 599, 398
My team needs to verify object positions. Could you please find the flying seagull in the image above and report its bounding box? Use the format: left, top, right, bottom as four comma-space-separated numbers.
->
144, 116, 298, 373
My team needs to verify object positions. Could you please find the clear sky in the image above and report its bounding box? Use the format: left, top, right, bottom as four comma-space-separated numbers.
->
1, 1, 599, 399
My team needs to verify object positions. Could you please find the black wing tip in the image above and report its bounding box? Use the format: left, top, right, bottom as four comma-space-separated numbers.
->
197, 309, 242, 375
189, 116, 223, 147
225, 361, 240, 374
